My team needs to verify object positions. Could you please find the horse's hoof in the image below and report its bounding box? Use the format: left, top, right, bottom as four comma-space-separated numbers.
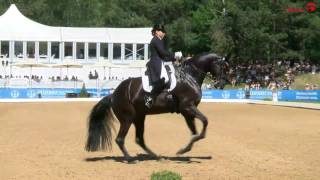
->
127, 160, 138, 164
157, 156, 165, 161
152, 155, 163, 160
176, 148, 187, 155
148, 153, 159, 159
126, 159, 138, 164
124, 157, 137, 164
177, 146, 192, 155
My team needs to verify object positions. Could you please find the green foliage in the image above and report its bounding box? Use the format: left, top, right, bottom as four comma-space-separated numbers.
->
79, 83, 89, 98
0, 0, 319, 62
151, 170, 182, 180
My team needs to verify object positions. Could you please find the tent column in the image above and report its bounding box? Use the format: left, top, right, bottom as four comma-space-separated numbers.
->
72, 42, 76, 61
60, 42, 64, 61
35, 41, 39, 61
9, 41, 14, 62
97, 43, 100, 60
47, 42, 51, 63
121, 43, 125, 62
23, 41, 27, 61
144, 43, 148, 61
84, 42, 88, 62
108, 43, 113, 62
133, 44, 137, 61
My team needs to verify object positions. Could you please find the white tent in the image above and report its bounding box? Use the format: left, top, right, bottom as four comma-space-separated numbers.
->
60, 27, 108, 43
0, 4, 60, 41
106, 28, 152, 44
0, 4, 151, 81
0, 4, 152, 43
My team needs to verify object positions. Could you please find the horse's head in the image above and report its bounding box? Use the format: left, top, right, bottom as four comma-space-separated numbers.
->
207, 54, 230, 89
185, 53, 230, 89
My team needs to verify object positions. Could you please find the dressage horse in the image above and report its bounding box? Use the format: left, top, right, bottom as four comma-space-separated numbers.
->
86, 53, 229, 161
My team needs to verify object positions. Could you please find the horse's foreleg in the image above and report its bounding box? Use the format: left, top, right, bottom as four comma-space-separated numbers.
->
184, 114, 198, 135
177, 106, 208, 155
134, 115, 158, 157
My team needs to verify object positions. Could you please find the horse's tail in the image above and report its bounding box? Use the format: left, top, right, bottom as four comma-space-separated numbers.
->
85, 95, 114, 152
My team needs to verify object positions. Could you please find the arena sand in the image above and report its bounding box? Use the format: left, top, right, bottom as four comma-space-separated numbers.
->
0, 102, 319, 179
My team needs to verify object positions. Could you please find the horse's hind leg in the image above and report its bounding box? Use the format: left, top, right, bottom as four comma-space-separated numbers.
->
134, 115, 158, 157
177, 106, 208, 155
116, 120, 132, 161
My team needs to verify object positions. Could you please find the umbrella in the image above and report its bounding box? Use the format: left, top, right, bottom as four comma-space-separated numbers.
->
51, 60, 83, 78
11, 59, 49, 86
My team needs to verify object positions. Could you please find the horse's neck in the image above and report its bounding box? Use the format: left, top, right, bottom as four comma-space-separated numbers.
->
178, 61, 207, 87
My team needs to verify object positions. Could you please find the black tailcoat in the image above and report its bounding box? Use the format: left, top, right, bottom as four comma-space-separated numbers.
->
147, 36, 175, 83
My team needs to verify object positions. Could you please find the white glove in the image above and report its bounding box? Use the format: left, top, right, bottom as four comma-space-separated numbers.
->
174, 51, 183, 60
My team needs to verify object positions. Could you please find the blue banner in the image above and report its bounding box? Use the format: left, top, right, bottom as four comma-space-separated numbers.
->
0, 88, 319, 102
278, 90, 319, 101
0, 88, 111, 99
201, 89, 320, 102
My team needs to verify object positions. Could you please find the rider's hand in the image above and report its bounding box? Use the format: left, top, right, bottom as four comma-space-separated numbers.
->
174, 51, 183, 60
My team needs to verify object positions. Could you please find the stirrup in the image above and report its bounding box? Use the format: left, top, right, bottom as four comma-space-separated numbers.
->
144, 95, 153, 109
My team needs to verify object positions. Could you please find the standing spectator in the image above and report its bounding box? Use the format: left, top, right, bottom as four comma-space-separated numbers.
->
311, 64, 317, 74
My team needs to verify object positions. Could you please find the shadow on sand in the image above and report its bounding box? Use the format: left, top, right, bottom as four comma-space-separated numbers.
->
85, 154, 212, 164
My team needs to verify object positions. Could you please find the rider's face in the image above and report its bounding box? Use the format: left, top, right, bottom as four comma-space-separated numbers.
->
156, 30, 166, 39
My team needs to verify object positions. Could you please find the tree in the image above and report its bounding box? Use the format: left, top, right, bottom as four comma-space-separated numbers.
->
0, 0, 318, 63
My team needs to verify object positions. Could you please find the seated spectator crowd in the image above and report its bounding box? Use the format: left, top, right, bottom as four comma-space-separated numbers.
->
227, 60, 319, 90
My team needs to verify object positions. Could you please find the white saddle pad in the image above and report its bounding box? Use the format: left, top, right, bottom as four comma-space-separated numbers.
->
141, 62, 177, 93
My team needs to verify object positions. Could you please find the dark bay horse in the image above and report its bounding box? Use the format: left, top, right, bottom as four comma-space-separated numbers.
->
85, 53, 229, 161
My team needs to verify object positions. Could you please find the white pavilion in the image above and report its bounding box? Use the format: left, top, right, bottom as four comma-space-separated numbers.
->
0, 4, 152, 86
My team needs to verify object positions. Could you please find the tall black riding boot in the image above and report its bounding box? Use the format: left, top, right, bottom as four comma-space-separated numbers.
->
144, 79, 165, 109
151, 78, 165, 95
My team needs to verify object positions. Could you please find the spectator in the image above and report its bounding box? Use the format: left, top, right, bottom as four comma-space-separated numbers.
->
305, 84, 311, 90
88, 71, 93, 79
94, 70, 99, 79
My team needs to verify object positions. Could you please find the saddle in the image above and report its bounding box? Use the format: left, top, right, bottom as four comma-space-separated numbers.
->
142, 62, 179, 112
142, 62, 177, 93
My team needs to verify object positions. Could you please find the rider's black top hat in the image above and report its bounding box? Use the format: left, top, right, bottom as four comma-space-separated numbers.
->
152, 24, 166, 34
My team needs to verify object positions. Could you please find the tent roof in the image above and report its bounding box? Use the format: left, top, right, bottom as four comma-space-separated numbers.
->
0, 4, 61, 41
0, 4, 152, 43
